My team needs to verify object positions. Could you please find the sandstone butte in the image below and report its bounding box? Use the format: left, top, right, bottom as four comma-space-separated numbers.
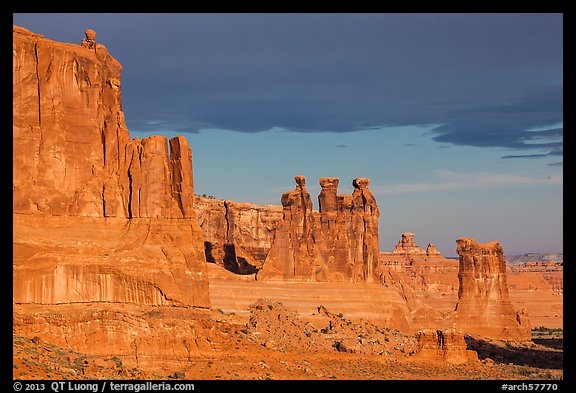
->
13, 25, 209, 307
256, 176, 380, 282
14, 26, 562, 380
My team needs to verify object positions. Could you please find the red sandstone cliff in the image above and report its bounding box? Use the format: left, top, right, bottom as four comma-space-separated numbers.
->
13, 26, 209, 307
256, 176, 329, 281
412, 329, 478, 364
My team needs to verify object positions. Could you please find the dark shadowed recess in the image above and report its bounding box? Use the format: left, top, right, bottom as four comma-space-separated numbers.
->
465, 336, 562, 370
204, 241, 258, 275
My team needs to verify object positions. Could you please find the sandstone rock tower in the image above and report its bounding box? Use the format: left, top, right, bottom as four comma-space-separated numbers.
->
257, 176, 328, 280
413, 329, 478, 364
454, 238, 531, 341
317, 177, 381, 282
13, 26, 209, 307
258, 176, 381, 282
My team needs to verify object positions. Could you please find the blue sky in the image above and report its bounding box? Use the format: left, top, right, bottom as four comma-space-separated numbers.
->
13, 13, 563, 256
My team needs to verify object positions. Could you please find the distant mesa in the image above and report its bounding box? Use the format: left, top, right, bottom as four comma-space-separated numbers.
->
426, 243, 441, 256
413, 329, 478, 364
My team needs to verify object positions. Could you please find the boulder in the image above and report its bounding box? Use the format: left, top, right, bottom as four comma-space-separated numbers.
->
13, 25, 209, 307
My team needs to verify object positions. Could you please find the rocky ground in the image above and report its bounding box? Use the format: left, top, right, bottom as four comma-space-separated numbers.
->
13, 300, 563, 381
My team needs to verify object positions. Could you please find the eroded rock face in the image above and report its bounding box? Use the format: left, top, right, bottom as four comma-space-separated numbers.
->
454, 238, 531, 341
257, 176, 329, 280
380, 234, 459, 290
194, 196, 283, 274
316, 177, 381, 282
413, 329, 478, 364
13, 25, 209, 307
13, 304, 222, 370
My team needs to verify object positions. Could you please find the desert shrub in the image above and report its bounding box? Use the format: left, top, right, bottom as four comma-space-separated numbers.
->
111, 356, 123, 367
169, 371, 186, 379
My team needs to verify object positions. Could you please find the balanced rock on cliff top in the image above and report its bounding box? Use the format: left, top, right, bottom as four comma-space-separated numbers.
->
454, 238, 531, 341
426, 243, 440, 256
392, 233, 426, 255
412, 329, 478, 364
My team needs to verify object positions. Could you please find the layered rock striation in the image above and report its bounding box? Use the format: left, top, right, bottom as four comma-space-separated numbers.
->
454, 238, 531, 341
13, 26, 209, 307
317, 177, 381, 283
412, 329, 478, 364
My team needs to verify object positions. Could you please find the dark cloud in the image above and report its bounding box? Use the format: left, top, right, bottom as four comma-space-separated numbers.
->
13, 13, 563, 158
431, 86, 563, 153
334, 144, 348, 148
502, 153, 548, 159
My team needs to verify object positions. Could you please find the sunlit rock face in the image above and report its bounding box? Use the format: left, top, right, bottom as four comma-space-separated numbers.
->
454, 238, 531, 341
258, 176, 380, 283
13, 25, 209, 307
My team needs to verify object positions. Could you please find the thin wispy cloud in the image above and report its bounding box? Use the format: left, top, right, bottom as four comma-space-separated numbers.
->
502, 153, 549, 159
375, 170, 563, 196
